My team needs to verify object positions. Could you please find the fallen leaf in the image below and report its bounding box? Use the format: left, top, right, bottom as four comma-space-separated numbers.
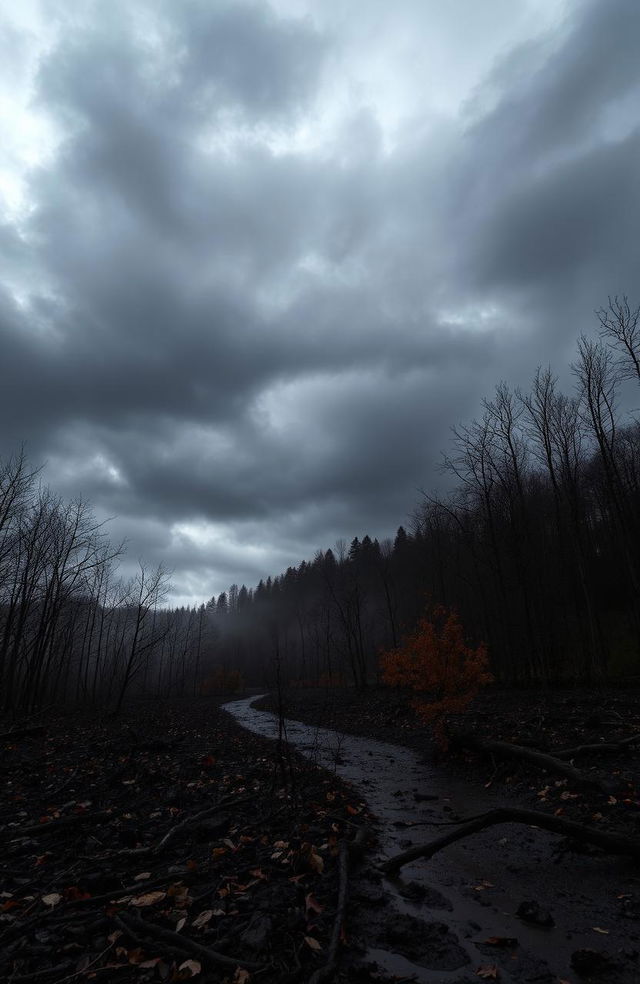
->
592, 927, 609, 934
179, 959, 202, 976
175, 917, 186, 932
167, 883, 189, 905
476, 966, 499, 980
131, 891, 166, 907
308, 847, 324, 874
134, 872, 151, 881
304, 936, 323, 951
64, 886, 91, 901
42, 894, 62, 908
233, 971, 250, 984
305, 893, 324, 916
192, 910, 213, 929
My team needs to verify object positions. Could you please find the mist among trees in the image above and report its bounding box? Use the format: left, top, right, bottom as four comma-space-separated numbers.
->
2, 298, 639, 715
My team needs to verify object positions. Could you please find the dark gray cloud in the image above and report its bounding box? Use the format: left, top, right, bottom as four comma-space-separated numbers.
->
1, 0, 639, 603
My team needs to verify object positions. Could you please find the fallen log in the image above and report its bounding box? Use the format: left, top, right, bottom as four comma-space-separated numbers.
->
381, 807, 640, 874
554, 732, 640, 759
453, 734, 612, 793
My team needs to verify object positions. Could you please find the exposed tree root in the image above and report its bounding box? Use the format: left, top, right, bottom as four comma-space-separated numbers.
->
453, 734, 614, 792
382, 807, 640, 874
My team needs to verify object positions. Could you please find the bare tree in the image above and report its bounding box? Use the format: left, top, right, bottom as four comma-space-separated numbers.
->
597, 295, 640, 384
113, 563, 170, 714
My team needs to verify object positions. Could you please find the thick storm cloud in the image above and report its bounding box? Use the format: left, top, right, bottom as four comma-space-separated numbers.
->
1, 0, 639, 604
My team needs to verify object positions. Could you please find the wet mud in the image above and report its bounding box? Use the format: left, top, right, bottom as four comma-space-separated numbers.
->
225, 696, 640, 983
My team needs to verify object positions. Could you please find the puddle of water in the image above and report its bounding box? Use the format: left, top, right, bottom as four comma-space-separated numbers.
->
224, 696, 639, 983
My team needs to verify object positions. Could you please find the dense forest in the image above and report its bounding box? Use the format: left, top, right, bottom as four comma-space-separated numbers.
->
2, 298, 639, 714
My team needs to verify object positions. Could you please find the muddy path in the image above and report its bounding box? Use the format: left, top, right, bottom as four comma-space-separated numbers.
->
224, 696, 640, 983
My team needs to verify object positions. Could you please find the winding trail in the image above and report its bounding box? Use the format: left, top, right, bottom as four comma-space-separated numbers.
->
224, 696, 638, 983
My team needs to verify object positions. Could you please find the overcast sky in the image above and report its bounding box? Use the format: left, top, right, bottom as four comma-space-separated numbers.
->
1, 0, 639, 605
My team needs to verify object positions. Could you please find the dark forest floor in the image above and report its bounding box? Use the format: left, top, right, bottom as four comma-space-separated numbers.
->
0, 698, 374, 984
2, 688, 639, 984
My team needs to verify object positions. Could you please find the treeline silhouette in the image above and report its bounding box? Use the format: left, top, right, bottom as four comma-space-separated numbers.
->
205, 298, 640, 687
2, 298, 639, 715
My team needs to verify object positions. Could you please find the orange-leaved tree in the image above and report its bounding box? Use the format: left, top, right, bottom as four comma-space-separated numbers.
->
380, 605, 491, 746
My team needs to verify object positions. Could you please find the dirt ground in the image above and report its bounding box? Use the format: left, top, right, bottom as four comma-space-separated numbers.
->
0, 698, 371, 984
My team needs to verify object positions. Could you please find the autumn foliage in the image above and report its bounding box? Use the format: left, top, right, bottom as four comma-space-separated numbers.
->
380, 605, 492, 745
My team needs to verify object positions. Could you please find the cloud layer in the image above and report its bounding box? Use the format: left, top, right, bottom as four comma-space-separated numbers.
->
1, 0, 639, 603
